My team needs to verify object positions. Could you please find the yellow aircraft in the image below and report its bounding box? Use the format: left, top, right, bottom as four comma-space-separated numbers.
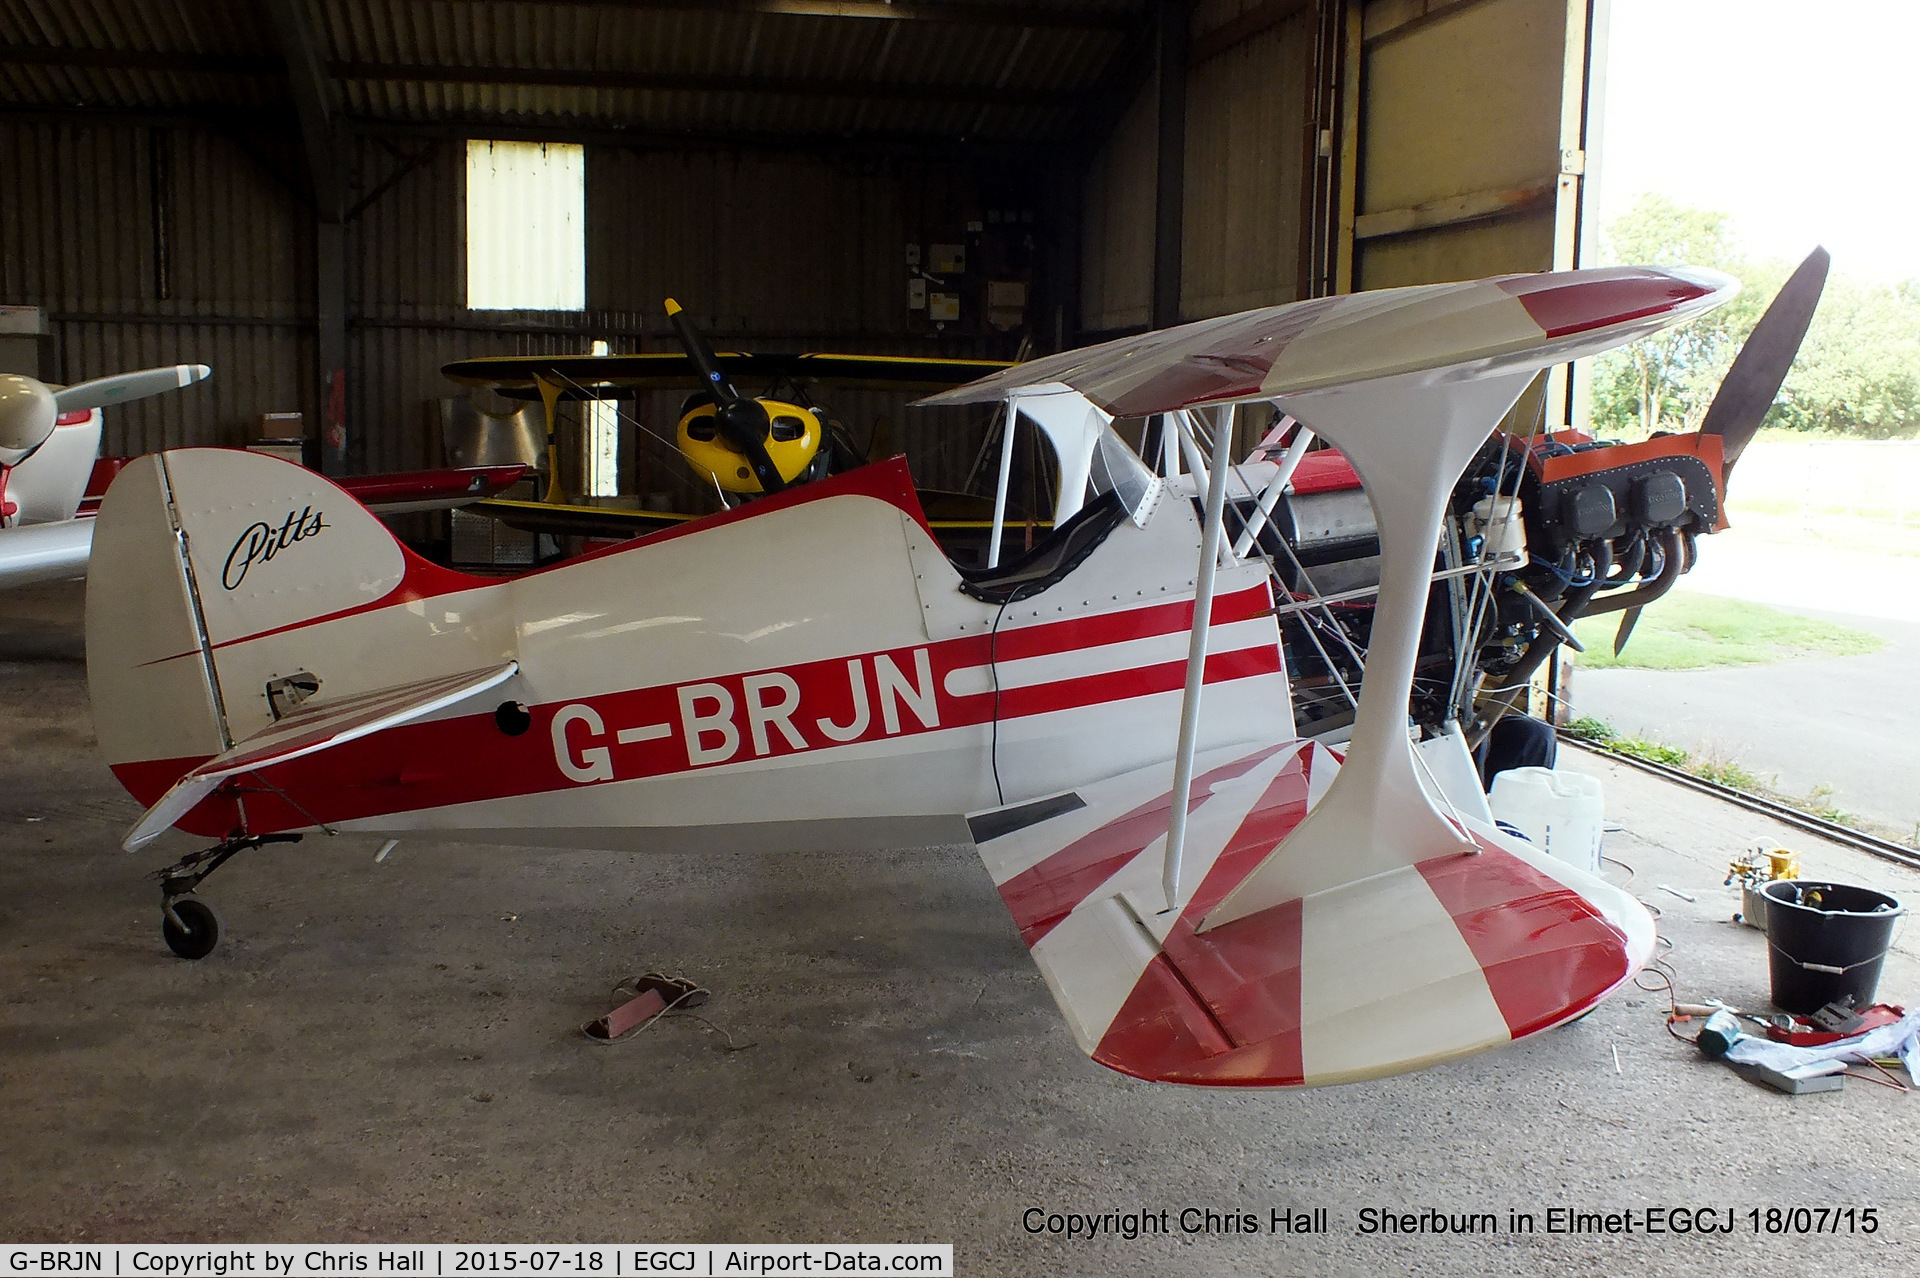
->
440, 300, 1027, 555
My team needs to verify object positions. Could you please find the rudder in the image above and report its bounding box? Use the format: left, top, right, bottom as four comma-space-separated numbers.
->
86, 448, 415, 810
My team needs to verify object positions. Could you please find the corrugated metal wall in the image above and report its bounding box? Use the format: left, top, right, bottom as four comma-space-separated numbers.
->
0, 120, 315, 456
0, 119, 1020, 490
1078, 1, 1315, 335
590, 149, 918, 341
1079, 84, 1158, 333
1181, 4, 1314, 319
345, 137, 1017, 483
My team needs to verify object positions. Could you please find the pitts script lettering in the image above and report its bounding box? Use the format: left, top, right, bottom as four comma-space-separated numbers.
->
222, 506, 327, 589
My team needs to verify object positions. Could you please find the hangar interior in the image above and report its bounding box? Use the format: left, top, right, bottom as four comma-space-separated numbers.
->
1, 0, 1585, 499
5, 0, 1919, 1268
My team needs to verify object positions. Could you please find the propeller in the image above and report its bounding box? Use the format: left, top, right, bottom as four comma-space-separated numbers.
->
1698, 246, 1829, 477
1, 363, 211, 466
663, 299, 786, 495
1611, 607, 1642, 657
1613, 248, 1828, 654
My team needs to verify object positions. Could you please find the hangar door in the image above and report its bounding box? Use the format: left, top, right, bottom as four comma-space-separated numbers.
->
1341, 0, 1595, 425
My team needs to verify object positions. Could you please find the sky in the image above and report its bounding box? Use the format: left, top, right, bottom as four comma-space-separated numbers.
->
1596, 0, 1920, 282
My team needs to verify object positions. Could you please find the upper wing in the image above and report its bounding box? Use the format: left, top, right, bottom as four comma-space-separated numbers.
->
917, 268, 1733, 415
442, 352, 1013, 398
124, 661, 519, 850
969, 740, 1654, 1087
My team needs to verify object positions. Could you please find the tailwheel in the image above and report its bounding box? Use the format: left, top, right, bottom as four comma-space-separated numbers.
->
162, 895, 223, 961
149, 832, 301, 960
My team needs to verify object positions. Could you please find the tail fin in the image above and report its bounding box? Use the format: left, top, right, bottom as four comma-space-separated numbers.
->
86, 455, 228, 798
86, 448, 417, 813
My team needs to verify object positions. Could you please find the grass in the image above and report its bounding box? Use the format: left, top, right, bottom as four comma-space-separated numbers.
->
1563, 716, 1893, 839
1715, 437, 1920, 556
1570, 590, 1884, 669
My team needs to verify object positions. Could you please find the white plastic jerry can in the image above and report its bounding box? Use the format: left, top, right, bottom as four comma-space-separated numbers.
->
1486, 766, 1605, 873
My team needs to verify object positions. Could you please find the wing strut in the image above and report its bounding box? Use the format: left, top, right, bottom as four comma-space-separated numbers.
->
1161, 403, 1238, 910
1232, 418, 1314, 557
986, 398, 1019, 569
535, 375, 564, 505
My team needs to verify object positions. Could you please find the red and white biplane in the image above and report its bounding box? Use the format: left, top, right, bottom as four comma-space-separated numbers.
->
85, 263, 1783, 1087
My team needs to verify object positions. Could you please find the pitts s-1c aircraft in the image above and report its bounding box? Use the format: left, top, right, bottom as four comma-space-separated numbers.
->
85, 260, 1809, 1087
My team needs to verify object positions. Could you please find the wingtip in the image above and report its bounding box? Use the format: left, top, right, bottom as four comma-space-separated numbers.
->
663, 298, 682, 317
181, 363, 212, 386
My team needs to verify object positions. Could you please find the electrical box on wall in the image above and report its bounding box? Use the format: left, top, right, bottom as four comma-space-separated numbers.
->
905, 243, 921, 267
908, 278, 927, 310
987, 280, 1027, 332
928, 292, 960, 323
929, 244, 966, 276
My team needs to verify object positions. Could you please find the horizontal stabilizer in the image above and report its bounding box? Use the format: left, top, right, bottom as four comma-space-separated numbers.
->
123, 661, 518, 850
969, 740, 1654, 1087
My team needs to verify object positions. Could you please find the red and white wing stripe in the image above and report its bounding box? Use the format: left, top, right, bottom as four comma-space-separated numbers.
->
971, 741, 1655, 1087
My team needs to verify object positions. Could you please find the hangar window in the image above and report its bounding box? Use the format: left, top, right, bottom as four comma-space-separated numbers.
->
465, 140, 585, 311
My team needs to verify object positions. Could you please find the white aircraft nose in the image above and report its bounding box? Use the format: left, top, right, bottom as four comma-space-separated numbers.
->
0, 374, 57, 463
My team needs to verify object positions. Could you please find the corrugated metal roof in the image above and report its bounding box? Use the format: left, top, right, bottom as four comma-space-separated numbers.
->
0, 0, 272, 57
2, 0, 1145, 143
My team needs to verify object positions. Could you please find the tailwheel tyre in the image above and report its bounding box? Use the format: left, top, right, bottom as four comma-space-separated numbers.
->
162, 896, 223, 960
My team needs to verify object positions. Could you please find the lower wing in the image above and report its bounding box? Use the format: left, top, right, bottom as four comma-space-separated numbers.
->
968, 738, 1654, 1087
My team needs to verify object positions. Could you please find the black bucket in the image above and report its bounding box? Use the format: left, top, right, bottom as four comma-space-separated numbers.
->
1761, 880, 1904, 1014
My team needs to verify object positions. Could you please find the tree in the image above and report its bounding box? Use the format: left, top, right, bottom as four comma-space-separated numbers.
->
1588, 193, 1920, 440
1771, 275, 1920, 438
1588, 195, 1769, 437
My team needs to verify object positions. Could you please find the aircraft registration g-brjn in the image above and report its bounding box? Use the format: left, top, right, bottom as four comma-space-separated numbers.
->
85, 262, 1798, 1088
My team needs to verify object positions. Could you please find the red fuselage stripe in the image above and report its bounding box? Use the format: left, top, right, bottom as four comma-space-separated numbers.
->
113, 589, 1284, 836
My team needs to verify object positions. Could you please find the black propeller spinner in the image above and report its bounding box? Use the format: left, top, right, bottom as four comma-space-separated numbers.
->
663, 299, 786, 495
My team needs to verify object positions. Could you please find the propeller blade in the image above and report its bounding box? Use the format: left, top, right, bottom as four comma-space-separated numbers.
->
665, 299, 785, 494
663, 298, 743, 407
715, 400, 786, 495
52, 363, 211, 413
1613, 607, 1643, 657
1698, 247, 1829, 474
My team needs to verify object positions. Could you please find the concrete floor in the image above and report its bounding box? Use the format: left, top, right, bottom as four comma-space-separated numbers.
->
5, 580, 1920, 1274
